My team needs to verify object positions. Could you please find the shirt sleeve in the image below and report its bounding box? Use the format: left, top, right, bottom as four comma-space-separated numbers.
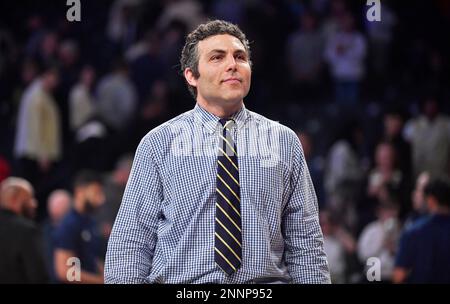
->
104, 135, 163, 283
394, 229, 414, 269
54, 218, 79, 252
282, 132, 331, 283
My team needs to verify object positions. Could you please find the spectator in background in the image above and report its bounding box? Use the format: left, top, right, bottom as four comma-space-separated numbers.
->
69, 65, 97, 132
0, 177, 48, 283
6, 58, 39, 132
324, 12, 367, 108
159, 20, 188, 79
11, 58, 39, 107
357, 200, 401, 283
24, 15, 46, 59
56, 39, 81, 141
107, 0, 141, 51
96, 59, 137, 132
364, 1, 397, 78
128, 30, 165, 105
393, 176, 450, 283
286, 11, 324, 102
14, 65, 61, 186
42, 189, 72, 283
53, 171, 105, 284
368, 142, 400, 200
403, 96, 450, 179
367, 141, 407, 216
129, 79, 171, 150
297, 130, 325, 205
320, 210, 356, 283
321, 0, 349, 41
324, 120, 365, 231
382, 109, 412, 178
95, 154, 133, 256
34, 31, 59, 67
403, 171, 430, 231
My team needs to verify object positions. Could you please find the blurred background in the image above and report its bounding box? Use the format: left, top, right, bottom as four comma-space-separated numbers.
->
1, 0, 450, 283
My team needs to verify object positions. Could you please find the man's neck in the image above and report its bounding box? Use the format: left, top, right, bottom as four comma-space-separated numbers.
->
197, 98, 243, 118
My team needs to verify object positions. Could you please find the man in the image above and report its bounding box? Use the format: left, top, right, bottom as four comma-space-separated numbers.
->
53, 171, 105, 284
94, 154, 133, 258
0, 177, 48, 283
105, 20, 330, 284
42, 189, 72, 283
393, 176, 450, 283
324, 12, 367, 107
14, 65, 61, 183
403, 96, 450, 179
402, 171, 430, 231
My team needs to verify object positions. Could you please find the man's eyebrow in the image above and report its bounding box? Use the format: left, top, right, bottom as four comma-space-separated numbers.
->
206, 49, 226, 56
206, 49, 247, 56
233, 49, 247, 56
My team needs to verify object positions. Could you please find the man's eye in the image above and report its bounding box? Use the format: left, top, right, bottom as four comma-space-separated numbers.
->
211, 55, 222, 61
236, 54, 247, 61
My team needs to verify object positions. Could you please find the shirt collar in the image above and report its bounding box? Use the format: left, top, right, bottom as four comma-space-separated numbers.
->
193, 103, 251, 134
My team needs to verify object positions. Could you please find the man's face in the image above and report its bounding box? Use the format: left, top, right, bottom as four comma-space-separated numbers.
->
84, 183, 106, 211
19, 191, 37, 219
187, 34, 251, 107
48, 194, 71, 223
412, 173, 430, 211
384, 114, 403, 138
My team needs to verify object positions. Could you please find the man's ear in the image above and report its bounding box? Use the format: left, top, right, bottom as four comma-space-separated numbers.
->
184, 68, 198, 88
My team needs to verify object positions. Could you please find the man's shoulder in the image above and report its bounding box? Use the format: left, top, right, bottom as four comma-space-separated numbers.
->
403, 216, 434, 240
57, 210, 83, 233
0, 210, 37, 232
247, 110, 297, 137
145, 110, 193, 137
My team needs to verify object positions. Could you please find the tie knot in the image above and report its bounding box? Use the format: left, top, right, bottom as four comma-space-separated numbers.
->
219, 118, 235, 129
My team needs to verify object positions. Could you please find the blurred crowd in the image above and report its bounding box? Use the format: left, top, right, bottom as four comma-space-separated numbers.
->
1, 0, 450, 283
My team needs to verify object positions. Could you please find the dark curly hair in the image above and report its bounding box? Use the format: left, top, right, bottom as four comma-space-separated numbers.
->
180, 20, 252, 99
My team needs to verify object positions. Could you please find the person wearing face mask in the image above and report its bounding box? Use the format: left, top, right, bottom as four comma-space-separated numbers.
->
0, 177, 49, 283
53, 170, 105, 284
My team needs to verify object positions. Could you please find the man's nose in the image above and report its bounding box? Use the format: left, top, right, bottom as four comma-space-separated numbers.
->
225, 55, 237, 71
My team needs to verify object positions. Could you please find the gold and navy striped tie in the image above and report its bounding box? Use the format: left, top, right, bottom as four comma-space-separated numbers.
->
215, 118, 242, 275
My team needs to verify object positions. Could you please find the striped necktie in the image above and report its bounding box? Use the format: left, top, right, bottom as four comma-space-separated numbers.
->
215, 118, 242, 275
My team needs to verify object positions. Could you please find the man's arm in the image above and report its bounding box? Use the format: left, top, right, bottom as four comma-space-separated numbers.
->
21, 226, 49, 283
104, 136, 163, 283
392, 267, 409, 284
54, 249, 103, 284
392, 230, 414, 284
282, 132, 331, 284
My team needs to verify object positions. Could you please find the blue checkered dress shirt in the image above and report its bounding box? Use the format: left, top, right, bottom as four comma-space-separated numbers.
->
104, 103, 330, 284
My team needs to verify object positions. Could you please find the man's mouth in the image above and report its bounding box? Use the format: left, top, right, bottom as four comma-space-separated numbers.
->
222, 78, 242, 84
